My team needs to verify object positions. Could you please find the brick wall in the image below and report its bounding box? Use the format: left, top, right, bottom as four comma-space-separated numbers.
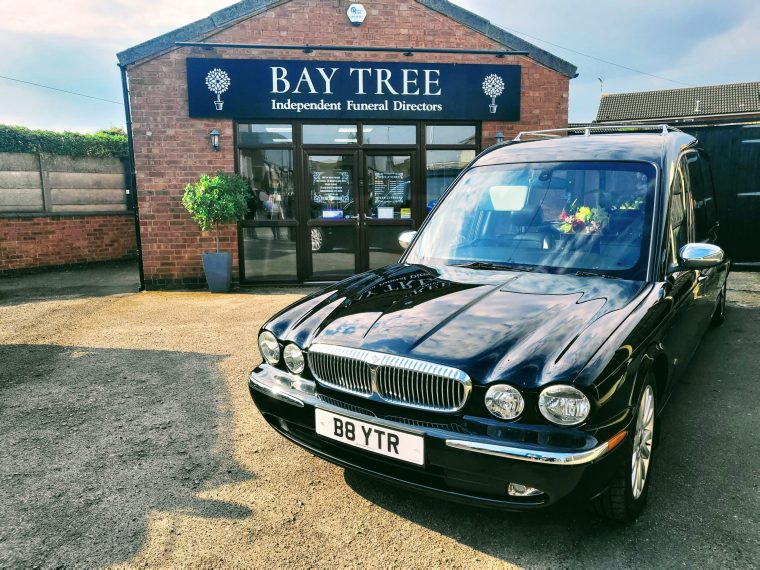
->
126, 0, 570, 287
0, 214, 137, 274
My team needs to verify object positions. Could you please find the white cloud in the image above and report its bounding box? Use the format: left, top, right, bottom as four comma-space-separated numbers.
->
0, 78, 123, 132
455, 0, 760, 122
1, 0, 758, 129
0, 0, 233, 47
0, 0, 235, 131
662, 3, 760, 86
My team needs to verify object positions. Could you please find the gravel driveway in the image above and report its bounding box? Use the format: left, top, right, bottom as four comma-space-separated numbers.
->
1, 267, 758, 567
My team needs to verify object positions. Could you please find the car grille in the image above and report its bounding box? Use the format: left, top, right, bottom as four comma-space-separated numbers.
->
316, 394, 377, 418
307, 343, 471, 413
309, 346, 374, 396
385, 416, 471, 434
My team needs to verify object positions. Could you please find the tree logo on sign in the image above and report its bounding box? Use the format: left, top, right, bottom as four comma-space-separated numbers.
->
205, 68, 231, 111
482, 74, 505, 114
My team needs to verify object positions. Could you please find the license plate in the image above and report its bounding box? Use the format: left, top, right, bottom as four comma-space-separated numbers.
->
315, 408, 424, 465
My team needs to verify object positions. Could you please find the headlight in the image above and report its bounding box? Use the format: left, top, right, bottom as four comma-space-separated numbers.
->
538, 384, 590, 426
485, 384, 524, 420
258, 331, 280, 365
283, 344, 305, 375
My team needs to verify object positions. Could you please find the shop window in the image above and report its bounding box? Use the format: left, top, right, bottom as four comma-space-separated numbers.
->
423, 123, 478, 216
238, 123, 293, 145
303, 124, 358, 145
238, 149, 295, 220
425, 125, 477, 145
362, 124, 416, 145
425, 149, 476, 213
240, 227, 298, 282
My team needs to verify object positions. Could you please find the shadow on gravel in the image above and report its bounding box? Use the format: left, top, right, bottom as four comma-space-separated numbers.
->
344, 304, 760, 567
0, 344, 253, 568
0, 260, 139, 307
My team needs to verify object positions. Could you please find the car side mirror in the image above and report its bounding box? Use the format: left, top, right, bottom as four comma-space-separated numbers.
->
676, 243, 725, 270
398, 231, 417, 250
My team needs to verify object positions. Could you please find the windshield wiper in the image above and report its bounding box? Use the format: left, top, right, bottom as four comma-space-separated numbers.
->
575, 270, 622, 280
450, 261, 534, 272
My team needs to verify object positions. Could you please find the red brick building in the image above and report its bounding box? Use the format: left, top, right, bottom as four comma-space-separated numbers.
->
117, 0, 576, 288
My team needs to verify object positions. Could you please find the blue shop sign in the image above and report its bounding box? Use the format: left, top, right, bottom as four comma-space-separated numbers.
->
187, 58, 521, 121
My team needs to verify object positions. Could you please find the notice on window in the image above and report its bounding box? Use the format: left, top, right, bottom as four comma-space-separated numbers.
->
373, 171, 409, 206
312, 170, 351, 206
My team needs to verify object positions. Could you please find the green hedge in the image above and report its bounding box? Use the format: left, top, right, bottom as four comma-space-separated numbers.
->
0, 125, 128, 158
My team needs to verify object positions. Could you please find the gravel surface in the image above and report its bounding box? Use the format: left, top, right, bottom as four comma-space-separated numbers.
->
0, 268, 758, 568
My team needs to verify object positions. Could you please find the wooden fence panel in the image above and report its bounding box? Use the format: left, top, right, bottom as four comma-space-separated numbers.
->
0, 152, 44, 212
0, 152, 129, 214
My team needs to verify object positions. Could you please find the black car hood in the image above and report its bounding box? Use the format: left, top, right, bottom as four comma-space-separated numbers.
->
269, 264, 649, 389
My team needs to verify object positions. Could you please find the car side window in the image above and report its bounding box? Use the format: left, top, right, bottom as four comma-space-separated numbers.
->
668, 157, 694, 264
687, 151, 718, 242
699, 152, 718, 240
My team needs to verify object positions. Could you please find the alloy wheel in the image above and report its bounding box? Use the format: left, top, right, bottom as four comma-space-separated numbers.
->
311, 227, 324, 252
631, 384, 655, 499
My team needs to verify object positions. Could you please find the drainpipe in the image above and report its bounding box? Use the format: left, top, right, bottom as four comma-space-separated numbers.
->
119, 63, 145, 291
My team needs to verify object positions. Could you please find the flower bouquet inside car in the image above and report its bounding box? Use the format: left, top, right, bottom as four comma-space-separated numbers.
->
559, 205, 609, 234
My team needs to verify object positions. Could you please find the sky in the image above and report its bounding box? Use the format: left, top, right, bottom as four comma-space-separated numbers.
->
0, 0, 758, 132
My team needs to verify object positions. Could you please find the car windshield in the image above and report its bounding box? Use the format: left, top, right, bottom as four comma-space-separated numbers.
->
406, 161, 657, 280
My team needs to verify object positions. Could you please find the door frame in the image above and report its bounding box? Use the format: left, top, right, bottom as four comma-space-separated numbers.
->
301, 148, 362, 281
235, 119, 480, 284
301, 148, 419, 280
361, 149, 418, 272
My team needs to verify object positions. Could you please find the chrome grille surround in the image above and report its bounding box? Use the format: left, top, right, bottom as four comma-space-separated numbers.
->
307, 343, 472, 413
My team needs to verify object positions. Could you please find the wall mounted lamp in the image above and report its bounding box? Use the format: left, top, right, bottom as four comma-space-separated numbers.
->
495, 131, 505, 144
210, 129, 220, 152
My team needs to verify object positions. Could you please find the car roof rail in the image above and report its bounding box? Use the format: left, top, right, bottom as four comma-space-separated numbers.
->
513, 124, 683, 142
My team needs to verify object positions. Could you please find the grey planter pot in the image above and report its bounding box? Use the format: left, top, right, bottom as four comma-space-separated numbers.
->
202, 252, 232, 293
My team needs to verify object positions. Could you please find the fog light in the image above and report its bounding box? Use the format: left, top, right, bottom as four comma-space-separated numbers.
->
507, 483, 543, 497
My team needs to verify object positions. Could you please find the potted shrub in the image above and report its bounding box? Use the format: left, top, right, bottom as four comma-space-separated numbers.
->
182, 171, 251, 292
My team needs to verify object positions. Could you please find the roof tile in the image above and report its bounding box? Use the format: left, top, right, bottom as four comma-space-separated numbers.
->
596, 82, 760, 122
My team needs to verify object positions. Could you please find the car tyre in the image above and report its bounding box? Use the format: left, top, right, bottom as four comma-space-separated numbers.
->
710, 282, 727, 327
592, 374, 656, 522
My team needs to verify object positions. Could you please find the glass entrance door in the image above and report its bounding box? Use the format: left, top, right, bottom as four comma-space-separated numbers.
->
306, 152, 360, 280
304, 151, 416, 280
363, 152, 415, 270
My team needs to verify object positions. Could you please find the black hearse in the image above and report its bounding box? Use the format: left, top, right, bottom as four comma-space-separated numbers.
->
248, 126, 728, 521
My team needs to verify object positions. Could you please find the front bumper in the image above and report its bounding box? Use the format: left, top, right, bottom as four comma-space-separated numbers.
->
249, 364, 628, 509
